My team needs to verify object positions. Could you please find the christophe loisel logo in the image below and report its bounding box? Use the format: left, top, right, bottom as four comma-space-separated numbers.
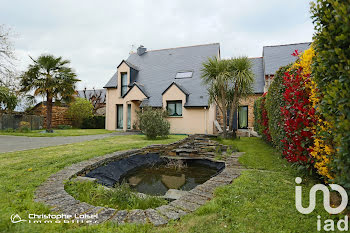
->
11, 214, 27, 223
295, 177, 348, 214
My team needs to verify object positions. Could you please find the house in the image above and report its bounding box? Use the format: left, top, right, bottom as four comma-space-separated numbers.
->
263, 42, 311, 92
77, 88, 106, 116
104, 43, 220, 134
104, 42, 310, 134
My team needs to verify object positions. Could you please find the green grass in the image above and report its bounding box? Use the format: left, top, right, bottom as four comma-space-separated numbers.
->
0, 136, 342, 233
65, 181, 168, 210
0, 129, 114, 137
155, 138, 340, 233
0, 135, 185, 233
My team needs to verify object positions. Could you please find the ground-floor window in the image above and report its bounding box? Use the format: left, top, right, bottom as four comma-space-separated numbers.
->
127, 104, 131, 129
167, 101, 182, 116
238, 106, 248, 129
117, 104, 123, 129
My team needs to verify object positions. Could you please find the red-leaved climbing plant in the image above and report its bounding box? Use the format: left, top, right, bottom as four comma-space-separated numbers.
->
280, 51, 316, 163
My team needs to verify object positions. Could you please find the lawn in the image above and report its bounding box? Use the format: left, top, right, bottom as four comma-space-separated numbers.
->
0, 135, 185, 233
0, 129, 114, 137
0, 136, 340, 233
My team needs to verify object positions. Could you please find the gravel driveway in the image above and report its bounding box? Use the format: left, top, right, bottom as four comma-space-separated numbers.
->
0, 132, 137, 153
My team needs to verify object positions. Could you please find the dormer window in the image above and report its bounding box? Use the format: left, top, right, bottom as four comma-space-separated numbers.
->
175, 71, 193, 79
121, 72, 128, 96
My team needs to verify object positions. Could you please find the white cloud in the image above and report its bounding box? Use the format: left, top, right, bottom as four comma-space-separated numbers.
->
2, 0, 314, 90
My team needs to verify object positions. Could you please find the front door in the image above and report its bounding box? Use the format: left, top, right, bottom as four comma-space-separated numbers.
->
117, 104, 123, 129
238, 106, 248, 129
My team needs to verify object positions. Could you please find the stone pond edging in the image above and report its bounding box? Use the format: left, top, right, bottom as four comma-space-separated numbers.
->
34, 135, 245, 226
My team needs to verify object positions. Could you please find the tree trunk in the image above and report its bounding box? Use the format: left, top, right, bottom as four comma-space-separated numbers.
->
220, 87, 228, 139
46, 93, 53, 133
229, 85, 238, 137
217, 104, 227, 138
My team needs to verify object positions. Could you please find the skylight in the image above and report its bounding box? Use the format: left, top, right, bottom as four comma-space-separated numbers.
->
175, 71, 193, 79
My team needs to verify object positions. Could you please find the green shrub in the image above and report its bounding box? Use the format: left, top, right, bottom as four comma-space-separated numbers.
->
311, 0, 350, 190
81, 116, 105, 129
65, 180, 167, 210
137, 106, 170, 139
57, 125, 72, 129
253, 97, 262, 135
4, 128, 14, 133
67, 98, 93, 128
18, 121, 30, 132
265, 64, 290, 150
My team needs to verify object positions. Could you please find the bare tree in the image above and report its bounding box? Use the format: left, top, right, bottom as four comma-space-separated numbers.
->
0, 25, 17, 88
82, 87, 105, 114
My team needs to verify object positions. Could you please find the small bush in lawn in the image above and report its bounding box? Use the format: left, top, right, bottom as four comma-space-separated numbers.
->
137, 107, 170, 139
18, 121, 31, 132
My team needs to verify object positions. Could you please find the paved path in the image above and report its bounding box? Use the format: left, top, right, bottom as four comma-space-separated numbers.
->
0, 132, 137, 153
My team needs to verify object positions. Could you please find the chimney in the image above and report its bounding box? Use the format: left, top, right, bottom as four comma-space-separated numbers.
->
137, 45, 147, 56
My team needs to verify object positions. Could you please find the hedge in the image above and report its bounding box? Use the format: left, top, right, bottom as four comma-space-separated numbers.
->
252, 0, 350, 191
81, 116, 105, 129
265, 64, 290, 151
253, 94, 271, 142
253, 97, 262, 135
260, 94, 271, 143
280, 53, 315, 165
311, 0, 350, 189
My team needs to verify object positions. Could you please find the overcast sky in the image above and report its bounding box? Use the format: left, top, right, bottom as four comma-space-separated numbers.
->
1, 0, 314, 90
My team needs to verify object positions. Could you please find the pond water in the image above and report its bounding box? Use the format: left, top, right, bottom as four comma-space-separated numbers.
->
122, 160, 219, 196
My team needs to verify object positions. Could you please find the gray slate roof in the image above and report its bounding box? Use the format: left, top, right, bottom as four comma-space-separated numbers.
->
123, 82, 149, 98
104, 42, 311, 106
249, 57, 264, 93
263, 42, 311, 75
105, 43, 220, 107
103, 72, 117, 88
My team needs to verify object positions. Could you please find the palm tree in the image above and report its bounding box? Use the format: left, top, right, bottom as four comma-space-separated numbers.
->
227, 57, 254, 134
202, 57, 231, 138
20, 54, 79, 132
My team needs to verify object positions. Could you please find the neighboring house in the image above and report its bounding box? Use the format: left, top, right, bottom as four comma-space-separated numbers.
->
77, 89, 106, 116
104, 42, 310, 134
263, 42, 311, 92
